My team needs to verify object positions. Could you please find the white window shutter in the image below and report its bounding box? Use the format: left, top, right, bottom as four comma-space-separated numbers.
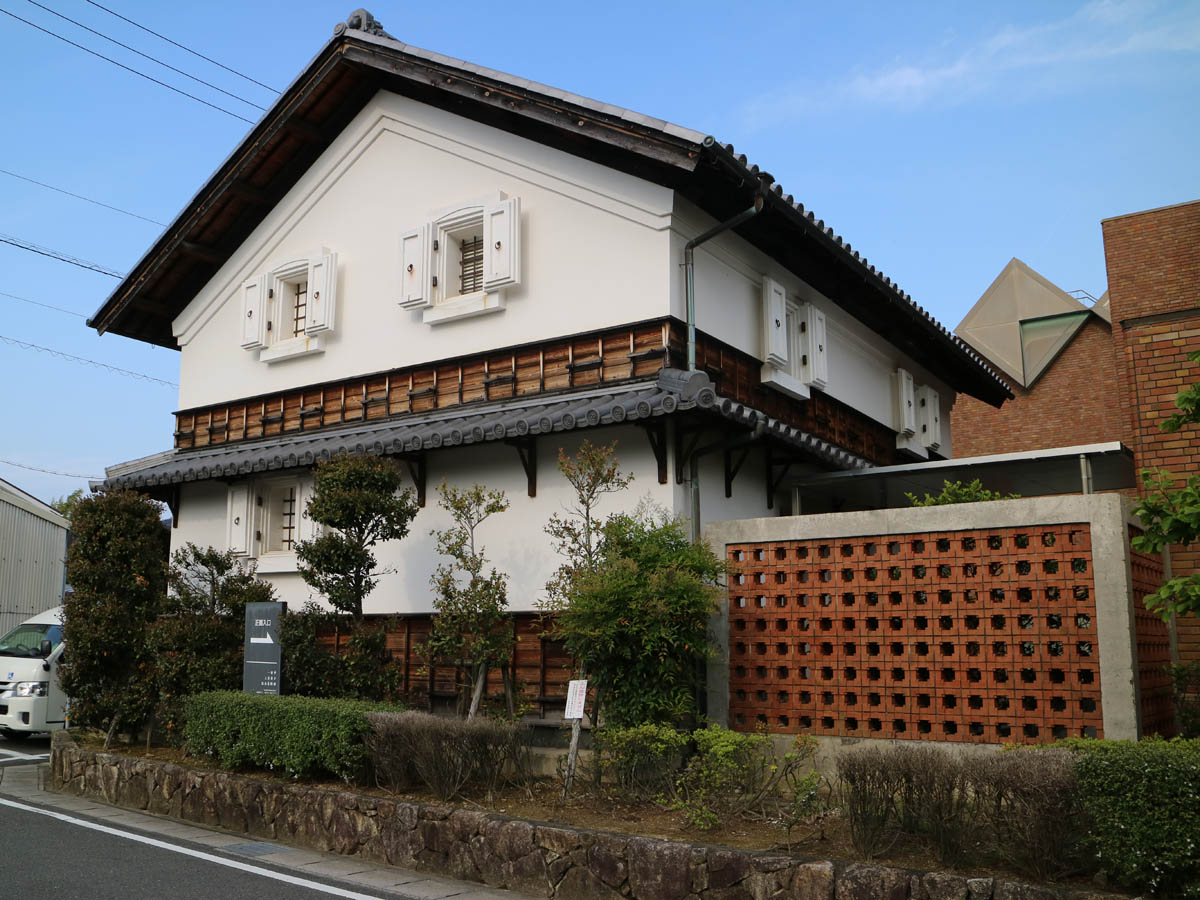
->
482, 196, 521, 291
799, 303, 829, 390
916, 386, 941, 450
297, 478, 319, 544
227, 484, 252, 554
240, 276, 266, 349
894, 368, 917, 436
304, 252, 337, 335
399, 225, 431, 309
761, 277, 788, 368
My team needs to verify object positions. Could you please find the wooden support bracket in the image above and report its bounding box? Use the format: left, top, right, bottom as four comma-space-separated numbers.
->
403, 454, 427, 507
508, 437, 537, 497
765, 448, 798, 510
724, 446, 750, 498
167, 485, 181, 529
638, 422, 668, 484
674, 426, 704, 484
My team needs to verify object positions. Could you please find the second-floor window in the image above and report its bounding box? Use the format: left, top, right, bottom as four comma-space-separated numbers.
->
240, 251, 338, 362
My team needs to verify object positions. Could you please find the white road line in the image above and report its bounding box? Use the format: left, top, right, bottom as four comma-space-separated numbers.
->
0, 797, 387, 900
0, 748, 48, 761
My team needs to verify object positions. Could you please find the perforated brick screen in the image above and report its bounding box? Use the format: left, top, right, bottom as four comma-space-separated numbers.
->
726, 524, 1103, 744
1129, 529, 1175, 736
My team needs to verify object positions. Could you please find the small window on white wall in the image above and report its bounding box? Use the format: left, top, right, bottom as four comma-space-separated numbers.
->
226, 476, 317, 567
761, 277, 831, 400
399, 193, 521, 324
240, 250, 337, 362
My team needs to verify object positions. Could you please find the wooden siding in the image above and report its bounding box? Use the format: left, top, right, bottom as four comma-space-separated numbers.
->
317, 613, 575, 717
173, 318, 900, 466
174, 321, 671, 450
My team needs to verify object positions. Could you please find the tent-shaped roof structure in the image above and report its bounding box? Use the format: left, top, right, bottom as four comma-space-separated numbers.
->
955, 259, 1105, 388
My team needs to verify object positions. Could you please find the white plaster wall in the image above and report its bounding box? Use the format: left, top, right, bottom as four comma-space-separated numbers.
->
170, 427, 672, 614
172, 91, 674, 410
671, 197, 955, 452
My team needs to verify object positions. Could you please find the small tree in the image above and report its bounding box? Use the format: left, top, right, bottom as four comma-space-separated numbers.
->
558, 506, 723, 728
428, 482, 511, 718
906, 479, 1019, 507
542, 439, 633, 612
151, 544, 277, 738
166, 543, 274, 617
50, 487, 87, 521
1132, 350, 1200, 619
296, 454, 419, 620
59, 490, 169, 746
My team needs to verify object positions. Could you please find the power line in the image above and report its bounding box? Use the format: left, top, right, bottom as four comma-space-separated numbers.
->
0, 289, 87, 318
0, 232, 123, 277
0, 167, 166, 226
83, 0, 280, 94
0, 458, 101, 480
0, 7, 256, 125
0, 334, 177, 387
25, 0, 267, 112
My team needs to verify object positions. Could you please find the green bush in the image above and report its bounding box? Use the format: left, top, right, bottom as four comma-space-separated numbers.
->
675, 725, 819, 831
365, 710, 531, 801
1069, 737, 1200, 896
1169, 661, 1200, 738
183, 691, 396, 782
279, 604, 399, 701
593, 724, 688, 801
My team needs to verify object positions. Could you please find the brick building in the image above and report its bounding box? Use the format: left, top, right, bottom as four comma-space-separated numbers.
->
1103, 199, 1200, 662
951, 199, 1200, 662
951, 258, 1126, 458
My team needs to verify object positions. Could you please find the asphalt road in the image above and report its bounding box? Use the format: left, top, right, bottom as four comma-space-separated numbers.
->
0, 732, 50, 767
0, 794, 392, 899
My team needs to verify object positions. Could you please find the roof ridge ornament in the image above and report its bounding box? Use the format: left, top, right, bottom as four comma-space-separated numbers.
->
334, 9, 393, 39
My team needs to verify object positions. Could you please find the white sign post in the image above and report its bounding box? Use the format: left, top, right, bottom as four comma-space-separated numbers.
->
562, 678, 588, 798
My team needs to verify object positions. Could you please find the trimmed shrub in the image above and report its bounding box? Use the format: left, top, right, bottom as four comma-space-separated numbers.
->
674, 725, 819, 830
838, 746, 901, 858
366, 710, 531, 801
183, 691, 395, 782
1069, 737, 1200, 897
972, 749, 1088, 880
593, 724, 688, 801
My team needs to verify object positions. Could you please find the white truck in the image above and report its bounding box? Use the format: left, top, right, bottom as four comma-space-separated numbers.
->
0, 606, 67, 740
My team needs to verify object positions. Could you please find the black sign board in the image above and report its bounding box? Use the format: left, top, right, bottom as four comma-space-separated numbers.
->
243, 601, 284, 695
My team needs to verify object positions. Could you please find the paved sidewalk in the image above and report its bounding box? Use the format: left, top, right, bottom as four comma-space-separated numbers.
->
0, 763, 526, 900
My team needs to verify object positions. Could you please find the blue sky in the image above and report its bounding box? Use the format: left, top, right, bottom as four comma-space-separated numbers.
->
1, 0, 1197, 505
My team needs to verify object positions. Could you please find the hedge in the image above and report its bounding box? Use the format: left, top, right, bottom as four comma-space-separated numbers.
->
1069, 737, 1200, 897
183, 691, 397, 782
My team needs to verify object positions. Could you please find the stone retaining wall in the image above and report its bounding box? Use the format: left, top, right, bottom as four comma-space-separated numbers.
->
50, 733, 1120, 900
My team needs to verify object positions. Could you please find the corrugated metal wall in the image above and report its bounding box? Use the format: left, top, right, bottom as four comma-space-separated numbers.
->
0, 497, 67, 635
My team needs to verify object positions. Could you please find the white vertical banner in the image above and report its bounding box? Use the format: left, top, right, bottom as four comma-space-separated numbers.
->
564, 679, 588, 720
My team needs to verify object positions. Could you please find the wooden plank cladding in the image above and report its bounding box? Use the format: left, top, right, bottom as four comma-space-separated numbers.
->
174, 320, 672, 450
173, 317, 901, 467
315, 612, 575, 717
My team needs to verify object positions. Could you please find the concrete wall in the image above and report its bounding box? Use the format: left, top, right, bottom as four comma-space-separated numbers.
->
704, 494, 1167, 746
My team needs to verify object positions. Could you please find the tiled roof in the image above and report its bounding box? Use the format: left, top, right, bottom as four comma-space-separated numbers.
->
98, 371, 868, 490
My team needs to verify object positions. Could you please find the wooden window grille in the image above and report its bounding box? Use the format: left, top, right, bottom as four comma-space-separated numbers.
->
459, 236, 483, 294
279, 486, 297, 550
291, 281, 308, 338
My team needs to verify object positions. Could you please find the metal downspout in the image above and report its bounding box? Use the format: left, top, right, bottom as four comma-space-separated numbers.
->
682, 155, 768, 542
685, 192, 766, 372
